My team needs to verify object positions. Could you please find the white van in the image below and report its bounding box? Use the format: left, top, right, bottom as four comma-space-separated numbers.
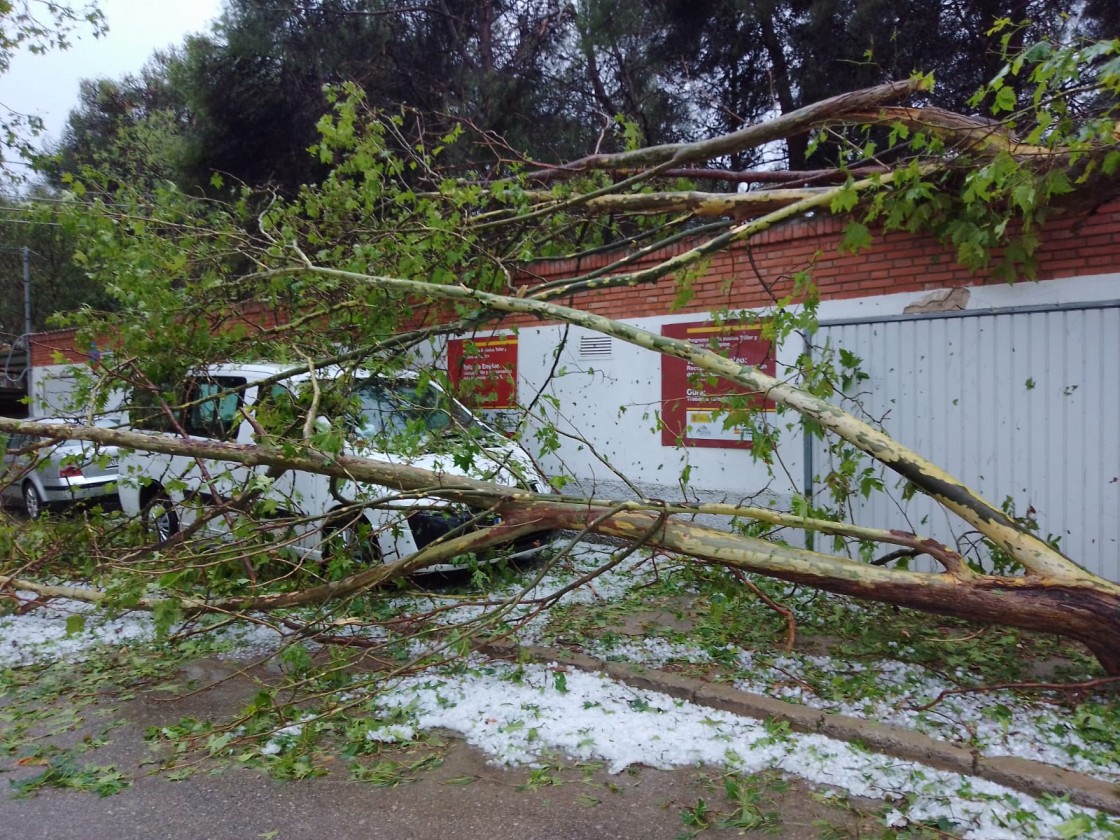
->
117, 363, 554, 572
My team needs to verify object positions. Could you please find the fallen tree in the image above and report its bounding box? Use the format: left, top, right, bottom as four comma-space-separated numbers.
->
3, 411, 1119, 673
5, 37, 1120, 674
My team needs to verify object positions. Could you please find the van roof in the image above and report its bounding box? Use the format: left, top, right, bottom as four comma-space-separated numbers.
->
197, 362, 419, 385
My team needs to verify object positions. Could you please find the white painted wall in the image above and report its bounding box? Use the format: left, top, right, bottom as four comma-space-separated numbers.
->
29, 364, 78, 415
431, 273, 1120, 580
511, 316, 804, 505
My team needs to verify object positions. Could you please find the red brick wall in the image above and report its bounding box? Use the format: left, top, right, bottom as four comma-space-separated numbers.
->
29, 329, 91, 368
29, 201, 1120, 358
503, 200, 1120, 326
27, 301, 293, 368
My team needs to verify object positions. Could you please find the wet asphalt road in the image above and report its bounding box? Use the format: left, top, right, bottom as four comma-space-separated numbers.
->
0, 657, 865, 840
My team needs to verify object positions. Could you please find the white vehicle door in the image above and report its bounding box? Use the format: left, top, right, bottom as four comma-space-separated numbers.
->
244, 381, 332, 558
169, 374, 254, 536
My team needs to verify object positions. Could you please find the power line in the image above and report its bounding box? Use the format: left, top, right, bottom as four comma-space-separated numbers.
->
0, 218, 65, 227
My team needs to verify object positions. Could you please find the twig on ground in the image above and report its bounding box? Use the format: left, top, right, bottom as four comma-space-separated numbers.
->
724, 564, 797, 650
911, 674, 1120, 711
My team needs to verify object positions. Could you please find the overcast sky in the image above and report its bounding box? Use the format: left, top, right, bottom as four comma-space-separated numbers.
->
0, 0, 224, 152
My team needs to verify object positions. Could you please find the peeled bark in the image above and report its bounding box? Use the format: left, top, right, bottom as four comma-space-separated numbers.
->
580, 188, 829, 218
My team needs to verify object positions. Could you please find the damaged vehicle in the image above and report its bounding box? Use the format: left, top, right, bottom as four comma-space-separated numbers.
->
117, 363, 554, 571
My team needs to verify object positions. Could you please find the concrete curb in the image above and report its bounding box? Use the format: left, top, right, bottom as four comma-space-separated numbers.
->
477, 639, 1120, 816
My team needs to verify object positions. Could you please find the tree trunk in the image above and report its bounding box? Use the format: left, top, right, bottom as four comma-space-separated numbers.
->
758, 9, 807, 169
496, 501, 1120, 675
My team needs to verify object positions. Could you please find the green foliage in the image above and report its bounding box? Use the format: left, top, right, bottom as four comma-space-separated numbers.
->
839, 221, 873, 253
0, 193, 114, 335
678, 771, 786, 836
861, 36, 1120, 280
350, 753, 442, 786
717, 772, 784, 831
151, 599, 183, 639
11, 757, 129, 798
0, 1, 104, 71
2, 18, 1117, 790
679, 796, 712, 830
35, 0, 1119, 193
47, 0, 608, 192
1, 547, 1114, 833
541, 557, 1100, 692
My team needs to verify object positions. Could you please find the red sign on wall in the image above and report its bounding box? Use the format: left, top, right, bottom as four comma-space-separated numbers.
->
660, 321, 775, 449
447, 334, 518, 409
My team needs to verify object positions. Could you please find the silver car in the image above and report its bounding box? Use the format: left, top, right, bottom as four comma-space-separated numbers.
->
1, 417, 120, 518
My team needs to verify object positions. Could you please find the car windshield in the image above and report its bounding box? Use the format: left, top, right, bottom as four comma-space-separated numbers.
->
348, 379, 475, 442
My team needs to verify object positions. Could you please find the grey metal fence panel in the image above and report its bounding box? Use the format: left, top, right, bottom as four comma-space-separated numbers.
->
814, 304, 1120, 581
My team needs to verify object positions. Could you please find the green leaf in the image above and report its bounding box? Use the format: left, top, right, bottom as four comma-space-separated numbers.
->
206, 733, 233, 755
552, 671, 568, 693
1103, 150, 1120, 176
1043, 169, 1073, 197
1057, 816, 1093, 839
993, 85, 1017, 114
1010, 183, 1036, 212
829, 184, 859, 214
65, 615, 86, 636
840, 222, 873, 253
152, 600, 183, 639
279, 643, 314, 676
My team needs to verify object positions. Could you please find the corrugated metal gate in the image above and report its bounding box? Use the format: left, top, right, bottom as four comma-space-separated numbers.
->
812, 301, 1120, 581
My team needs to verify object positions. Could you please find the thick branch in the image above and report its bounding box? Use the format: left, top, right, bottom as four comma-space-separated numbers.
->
577, 188, 830, 218
843, 106, 1047, 155
3, 418, 1118, 672
524, 171, 897, 302
522, 166, 891, 187
496, 502, 1120, 673
0, 419, 961, 588
523, 80, 926, 175
0, 509, 550, 614
651, 166, 891, 184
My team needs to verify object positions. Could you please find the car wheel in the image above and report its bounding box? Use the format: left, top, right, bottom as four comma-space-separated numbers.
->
143, 491, 180, 544
22, 482, 44, 519
321, 513, 381, 566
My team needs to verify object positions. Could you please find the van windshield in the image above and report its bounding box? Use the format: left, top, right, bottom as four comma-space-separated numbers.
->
349, 379, 475, 441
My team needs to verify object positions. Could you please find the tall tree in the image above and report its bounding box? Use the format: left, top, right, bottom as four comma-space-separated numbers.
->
657, 0, 1084, 169
166, 0, 581, 191
46, 1, 1120, 191
563, 0, 699, 150
47, 52, 192, 190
